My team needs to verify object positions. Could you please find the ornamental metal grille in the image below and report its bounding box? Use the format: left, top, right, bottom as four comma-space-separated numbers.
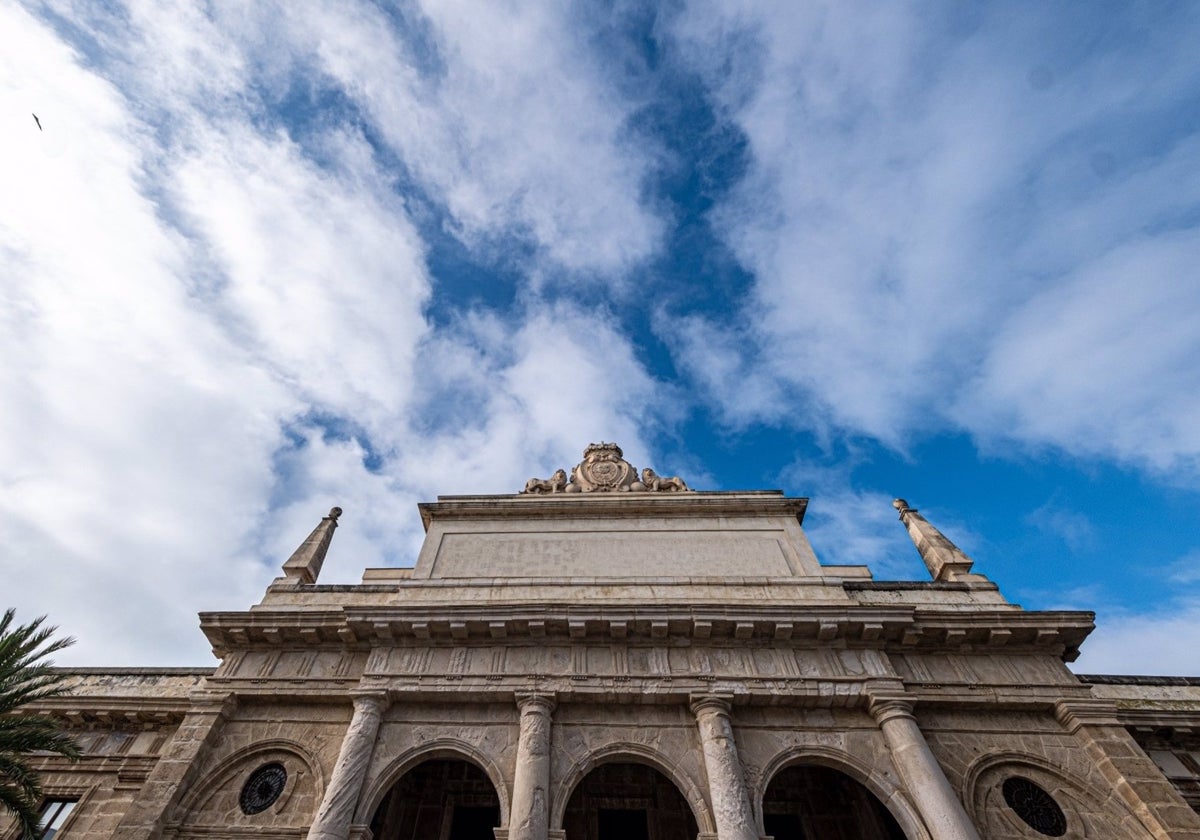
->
1002, 776, 1067, 837
239, 763, 288, 815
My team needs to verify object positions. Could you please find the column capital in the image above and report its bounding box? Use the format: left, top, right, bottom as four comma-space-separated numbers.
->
349, 691, 390, 715
689, 693, 734, 717
515, 692, 557, 714
868, 694, 915, 724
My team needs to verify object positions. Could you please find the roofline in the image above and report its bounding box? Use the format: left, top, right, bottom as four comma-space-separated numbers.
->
47, 666, 217, 675
1077, 674, 1200, 685
418, 491, 806, 530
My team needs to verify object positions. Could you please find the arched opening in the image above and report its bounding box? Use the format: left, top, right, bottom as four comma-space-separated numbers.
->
369, 758, 501, 840
563, 761, 699, 840
763, 764, 907, 840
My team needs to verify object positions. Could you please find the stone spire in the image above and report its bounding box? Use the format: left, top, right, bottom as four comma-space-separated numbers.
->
281, 507, 342, 585
892, 498, 981, 583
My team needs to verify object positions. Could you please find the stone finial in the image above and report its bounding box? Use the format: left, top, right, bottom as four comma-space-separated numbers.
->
520, 443, 694, 494
892, 498, 980, 583
280, 507, 342, 585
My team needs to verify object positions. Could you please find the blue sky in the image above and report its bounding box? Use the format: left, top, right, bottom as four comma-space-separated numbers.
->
1, 1, 1198, 671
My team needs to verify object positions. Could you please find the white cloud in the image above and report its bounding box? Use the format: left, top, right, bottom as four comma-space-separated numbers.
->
1167, 550, 1200, 586
243, 0, 663, 277
1025, 501, 1097, 554
0, 3, 291, 663
780, 463, 929, 580
1071, 600, 1200, 676
170, 122, 432, 433
7, 0, 1192, 681
400, 302, 672, 496
958, 229, 1200, 471
0, 3, 673, 663
666, 2, 1200, 473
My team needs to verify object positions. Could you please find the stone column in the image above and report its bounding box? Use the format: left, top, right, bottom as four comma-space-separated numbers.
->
509, 693, 556, 840
113, 691, 236, 840
690, 695, 757, 840
307, 692, 389, 840
869, 697, 981, 840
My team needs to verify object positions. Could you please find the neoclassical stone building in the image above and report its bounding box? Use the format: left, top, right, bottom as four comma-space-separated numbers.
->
8, 443, 1200, 839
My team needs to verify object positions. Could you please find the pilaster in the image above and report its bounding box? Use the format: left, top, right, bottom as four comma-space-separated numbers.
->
1056, 700, 1200, 838
112, 690, 235, 840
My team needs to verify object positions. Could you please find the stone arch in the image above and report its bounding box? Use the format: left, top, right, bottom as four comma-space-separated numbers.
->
551, 741, 715, 835
172, 738, 325, 829
964, 751, 1156, 839
757, 745, 929, 840
355, 737, 511, 828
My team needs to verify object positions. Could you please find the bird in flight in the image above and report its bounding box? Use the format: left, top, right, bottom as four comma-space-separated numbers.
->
32, 113, 42, 131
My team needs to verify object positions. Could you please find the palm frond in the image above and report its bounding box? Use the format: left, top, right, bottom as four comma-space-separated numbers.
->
0, 609, 78, 837
0, 610, 76, 716
0, 779, 43, 840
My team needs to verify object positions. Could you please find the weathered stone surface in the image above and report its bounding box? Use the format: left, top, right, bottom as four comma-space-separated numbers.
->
307, 693, 387, 840
13, 451, 1200, 839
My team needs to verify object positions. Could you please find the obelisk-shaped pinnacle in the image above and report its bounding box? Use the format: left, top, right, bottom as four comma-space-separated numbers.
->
281, 507, 342, 585
892, 498, 978, 583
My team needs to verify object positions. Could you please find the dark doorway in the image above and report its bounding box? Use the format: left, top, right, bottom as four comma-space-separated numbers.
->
762, 764, 906, 840
764, 812, 807, 839
563, 762, 698, 840
370, 758, 500, 840
598, 808, 650, 840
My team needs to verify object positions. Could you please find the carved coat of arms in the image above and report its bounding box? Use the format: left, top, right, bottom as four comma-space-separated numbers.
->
521, 443, 690, 494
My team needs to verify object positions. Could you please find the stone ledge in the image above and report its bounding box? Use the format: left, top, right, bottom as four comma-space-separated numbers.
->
1079, 675, 1200, 686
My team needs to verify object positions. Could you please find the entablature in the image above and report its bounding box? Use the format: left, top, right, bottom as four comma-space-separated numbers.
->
200, 605, 1094, 662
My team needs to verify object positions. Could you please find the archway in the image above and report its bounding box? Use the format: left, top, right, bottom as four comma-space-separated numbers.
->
369, 758, 501, 840
762, 764, 907, 840
562, 761, 699, 840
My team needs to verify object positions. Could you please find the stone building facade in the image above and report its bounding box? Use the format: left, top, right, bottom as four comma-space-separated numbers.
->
7, 443, 1200, 839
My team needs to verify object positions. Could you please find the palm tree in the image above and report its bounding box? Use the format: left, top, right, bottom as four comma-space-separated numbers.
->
0, 610, 80, 839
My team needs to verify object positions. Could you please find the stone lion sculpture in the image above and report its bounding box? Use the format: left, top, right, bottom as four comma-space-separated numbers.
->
523, 468, 568, 494
641, 467, 689, 492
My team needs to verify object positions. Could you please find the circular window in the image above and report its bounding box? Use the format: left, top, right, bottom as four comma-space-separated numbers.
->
239, 762, 287, 815
1002, 776, 1067, 837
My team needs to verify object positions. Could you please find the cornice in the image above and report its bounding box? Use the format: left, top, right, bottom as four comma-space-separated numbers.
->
199, 604, 1094, 661
19, 696, 192, 727
417, 491, 807, 530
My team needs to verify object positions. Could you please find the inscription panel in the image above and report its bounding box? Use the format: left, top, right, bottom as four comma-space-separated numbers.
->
430, 530, 794, 578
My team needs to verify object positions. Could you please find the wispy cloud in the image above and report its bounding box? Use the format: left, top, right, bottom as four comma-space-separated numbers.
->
665, 2, 1200, 474
250, 0, 665, 277
1166, 550, 1200, 586
781, 462, 928, 580
3, 1, 1198, 672
1072, 598, 1200, 677
1026, 500, 1097, 554
0, 1, 674, 663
